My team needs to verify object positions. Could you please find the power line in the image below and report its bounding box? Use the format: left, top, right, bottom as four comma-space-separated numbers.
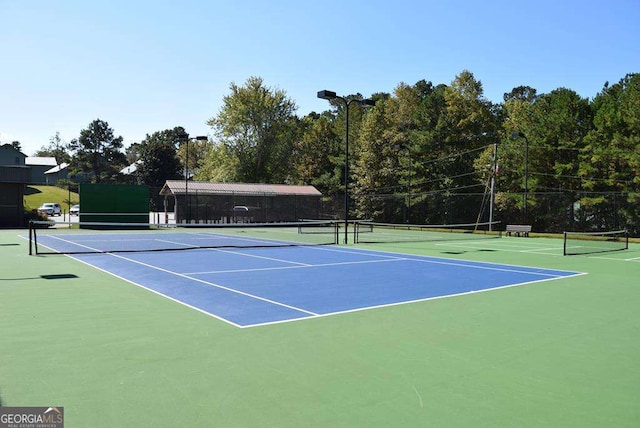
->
501, 168, 638, 185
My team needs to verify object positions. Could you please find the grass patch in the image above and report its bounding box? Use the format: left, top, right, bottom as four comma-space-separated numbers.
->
24, 185, 79, 212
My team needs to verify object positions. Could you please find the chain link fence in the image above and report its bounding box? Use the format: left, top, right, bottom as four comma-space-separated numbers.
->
345, 190, 640, 237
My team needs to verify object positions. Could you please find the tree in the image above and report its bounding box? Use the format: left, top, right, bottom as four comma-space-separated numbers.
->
207, 76, 299, 183
443, 70, 497, 148
503, 85, 538, 103
353, 95, 401, 221
176, 136, 209, 180
34, 132, 71, 164
425, 71, 498, 223
529, 88, 592, 191
582, 74, 640, 191
195, 141, 238, 182
290, 113, 342, 194
126, 142, 141, 165
137, 127, 187, 187
581, 73, 640, 232
68, 119, 127, 183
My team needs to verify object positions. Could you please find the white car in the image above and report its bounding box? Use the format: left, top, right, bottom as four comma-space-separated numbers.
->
69, 205, 80, 216
38, 203, 62, 216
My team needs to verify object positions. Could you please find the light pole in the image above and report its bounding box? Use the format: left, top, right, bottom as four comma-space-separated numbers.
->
512, 132, 529, 224
318, 90, 375, 244
181, 135, 208, 223
394, 144, 412, 223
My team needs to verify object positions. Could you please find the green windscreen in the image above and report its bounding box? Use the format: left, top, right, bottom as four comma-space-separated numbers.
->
79, 184, 149, 224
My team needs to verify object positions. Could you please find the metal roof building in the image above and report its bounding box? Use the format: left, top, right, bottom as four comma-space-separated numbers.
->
159, 180, 323, 223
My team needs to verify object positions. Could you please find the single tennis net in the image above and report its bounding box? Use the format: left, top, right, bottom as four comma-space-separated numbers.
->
563, 229, 628, 256
29, 220, 339, 255
353, 221, 501, 244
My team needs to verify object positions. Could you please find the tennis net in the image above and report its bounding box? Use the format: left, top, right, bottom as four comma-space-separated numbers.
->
563, 230, 629, 256
353, 221, 501, 244
29, 220, 339, 255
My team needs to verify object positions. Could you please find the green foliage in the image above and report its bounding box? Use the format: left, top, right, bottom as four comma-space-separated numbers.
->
68, 119, 127, 183
34, 132, 71, 164
583, 73, 640, 191
289, 114, 342, 194
207, 76, 299, 183
195, 142, 239, 182
29, 71, 639, 232
137, 127, 186, 187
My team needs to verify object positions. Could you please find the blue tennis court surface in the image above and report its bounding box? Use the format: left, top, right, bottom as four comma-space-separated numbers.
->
63, 243, 582, 328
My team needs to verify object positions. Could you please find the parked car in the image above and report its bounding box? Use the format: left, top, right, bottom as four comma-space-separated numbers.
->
69, 204, 80, 216
38, 203, 62, 216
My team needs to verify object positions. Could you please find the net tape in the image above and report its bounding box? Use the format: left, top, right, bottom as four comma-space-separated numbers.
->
29, 220, 339, 255
353, 220, 501, 244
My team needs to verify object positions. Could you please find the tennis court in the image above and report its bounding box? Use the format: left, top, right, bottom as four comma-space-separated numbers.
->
2, 224, 639, 427
27, 224, 581, 327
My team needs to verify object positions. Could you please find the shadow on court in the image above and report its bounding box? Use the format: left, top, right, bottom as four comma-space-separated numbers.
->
0, 274, 79, 281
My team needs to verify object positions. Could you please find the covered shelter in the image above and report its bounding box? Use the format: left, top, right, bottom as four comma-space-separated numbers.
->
0, 145, 30, 227
0, 165, 30, 227
159, 181, 323, 223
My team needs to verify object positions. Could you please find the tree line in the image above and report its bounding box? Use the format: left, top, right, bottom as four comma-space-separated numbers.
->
33, 71, 640, 233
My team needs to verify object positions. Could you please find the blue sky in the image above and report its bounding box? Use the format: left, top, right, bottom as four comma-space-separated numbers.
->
1, 0, 638, 155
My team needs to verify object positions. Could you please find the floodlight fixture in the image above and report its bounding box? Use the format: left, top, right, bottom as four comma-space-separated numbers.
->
317, 89, 375, 244
317, 90, 338, 100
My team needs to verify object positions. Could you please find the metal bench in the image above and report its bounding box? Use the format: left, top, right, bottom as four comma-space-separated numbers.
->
506, 224, 532, 237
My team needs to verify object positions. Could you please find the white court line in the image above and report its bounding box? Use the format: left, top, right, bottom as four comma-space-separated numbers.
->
44, 234, 320, 319
347, 243, 582, 275
400, 255, 569, 277
35, 234, 588, 329
245, 272, 587, 328
520, 246, 565, 254
587, 255, 640, 262
184, 257, 407, 275
67, 253, 245, 328
107, 252, 320, 316
205, 247, 312, 266
434, 241, 564, 257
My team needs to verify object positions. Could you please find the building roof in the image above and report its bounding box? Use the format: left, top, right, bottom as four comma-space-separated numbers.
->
26, 156, 57, 166
120, 160, 141, 175
0, 144, 26, 158
44, 162, 70, 174
160, 180, 322, 196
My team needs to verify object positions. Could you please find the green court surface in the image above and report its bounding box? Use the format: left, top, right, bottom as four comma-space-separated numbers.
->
1, 229, 639, 427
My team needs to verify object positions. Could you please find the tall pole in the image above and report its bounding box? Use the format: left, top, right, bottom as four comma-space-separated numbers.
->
317, 90, 374, 245
524, 136, 529, 224
185, 138, 190, 223
181, 135, 207, 224
512, 132, 529, 224
489, 143, 497, 231
344, 99, 349, 244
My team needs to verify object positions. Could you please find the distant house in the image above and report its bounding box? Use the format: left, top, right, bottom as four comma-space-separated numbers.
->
44, 162, 70, 184
26, 156, 57, 184
0, 143, 26, 166
120, 162, 140, 175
